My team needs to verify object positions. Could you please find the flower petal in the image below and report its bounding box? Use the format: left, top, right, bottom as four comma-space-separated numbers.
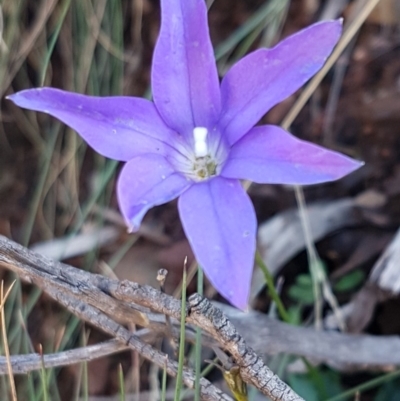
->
221, 125, 363, 184
8, 88, 176, 161
178, 177, 256, 309
118, 155, 191, 230
152, 0, 221, 136
219, 20, 342, 145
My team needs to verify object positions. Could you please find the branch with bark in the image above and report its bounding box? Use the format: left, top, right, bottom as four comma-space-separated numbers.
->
0, 235, 305, 401
1, 235, 400, 400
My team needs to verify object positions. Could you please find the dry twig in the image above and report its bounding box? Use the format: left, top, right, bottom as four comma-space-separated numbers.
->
0, 235, 304, 400
1, 235, 400, 400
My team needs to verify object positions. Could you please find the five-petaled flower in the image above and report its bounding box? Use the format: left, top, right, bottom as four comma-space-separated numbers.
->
8, 0, 362, 309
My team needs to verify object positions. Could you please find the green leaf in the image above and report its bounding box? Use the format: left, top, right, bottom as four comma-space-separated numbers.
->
334, 270, 365, 292
288, 285, 314, 305
289, 369, 343, 401
288, 374, 318, 401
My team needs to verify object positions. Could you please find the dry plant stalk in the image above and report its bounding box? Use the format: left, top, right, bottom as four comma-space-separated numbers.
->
1, 281, 17, 401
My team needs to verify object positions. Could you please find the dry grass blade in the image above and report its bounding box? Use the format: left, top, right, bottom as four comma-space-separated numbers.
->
0, 5, 7, 53
2, 0, 57, 96
1, 280, 17, 401
281, 0, 381, 130
0, 280, 16, 310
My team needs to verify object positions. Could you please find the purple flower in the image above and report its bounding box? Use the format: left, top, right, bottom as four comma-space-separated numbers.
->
8, 0, 362, 309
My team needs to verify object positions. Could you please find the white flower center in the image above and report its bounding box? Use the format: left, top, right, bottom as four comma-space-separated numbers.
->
168, 126, 228, 182
193, 127, 208, 157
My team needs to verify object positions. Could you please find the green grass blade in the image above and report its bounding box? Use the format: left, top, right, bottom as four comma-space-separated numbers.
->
39, 0, 72, 86
174, 265, 187, 401
161, 362, 167, 401
194, 266, 203, 401
118, 364, 125, 401
21, 123, 60, 247
255, 251, 290, 323
214, 0, 287, 60
39, 346, 49, 401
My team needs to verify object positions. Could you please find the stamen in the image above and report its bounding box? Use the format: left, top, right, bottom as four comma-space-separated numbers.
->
193, 127, 208, 157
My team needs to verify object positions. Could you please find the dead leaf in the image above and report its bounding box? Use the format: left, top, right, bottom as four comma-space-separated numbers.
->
30, 225, 120, 261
